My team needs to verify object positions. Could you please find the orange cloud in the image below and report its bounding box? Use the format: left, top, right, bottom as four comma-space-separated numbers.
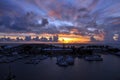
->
112, 21, 120, 25
93, 33, 105, 41
70, 29, 79, 34
48, 10, 61, 19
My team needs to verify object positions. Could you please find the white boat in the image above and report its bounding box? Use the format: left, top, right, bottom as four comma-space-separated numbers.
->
85, 55, 103, 61
56, 59, 68, 67
66, 56, 74, 65
56, 56, 63, 63
56, 56, 68, 67
56, 56, 74, 67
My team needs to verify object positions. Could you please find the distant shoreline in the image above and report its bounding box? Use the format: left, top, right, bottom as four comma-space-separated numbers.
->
0, 41, 120, 48
0, 41, 106, 45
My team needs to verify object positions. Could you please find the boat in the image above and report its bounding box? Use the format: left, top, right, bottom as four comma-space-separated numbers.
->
56, 59, 68, 67
5, 74, 15, 80
85, 55, 103, 61
56, 55, 74, 67
56, 56, 64, 63
25, 59, 39, 64
114, 52, 120, 56
0, 56, 14, 63
66, 56, 74, 65
5, 65, 16, 80
56, 56, 68, 67
0, 55, 3, 58
38, 55, 48, 60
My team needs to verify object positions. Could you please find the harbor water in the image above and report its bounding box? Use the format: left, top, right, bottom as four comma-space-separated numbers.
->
0, 54, 120, 80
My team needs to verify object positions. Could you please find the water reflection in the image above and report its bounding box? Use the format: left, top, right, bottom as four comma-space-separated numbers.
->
0, 54, 120, 80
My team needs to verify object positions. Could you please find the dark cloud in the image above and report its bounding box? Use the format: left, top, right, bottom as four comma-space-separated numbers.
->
41, 18, 49, 26
78, 8, 88, 12
0, 11, 49, 32
0, 0, 120, 42
0, 0, 24, 17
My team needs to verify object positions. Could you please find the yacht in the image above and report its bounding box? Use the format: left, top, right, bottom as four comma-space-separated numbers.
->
85, 55, 103, 61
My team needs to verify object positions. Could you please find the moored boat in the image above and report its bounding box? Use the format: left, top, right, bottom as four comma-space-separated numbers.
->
85, 55, 103, 61
114, 52, 120, 56
66, 56, 74, 65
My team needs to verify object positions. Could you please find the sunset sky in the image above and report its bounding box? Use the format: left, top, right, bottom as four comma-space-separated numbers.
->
0, 0, 120, 43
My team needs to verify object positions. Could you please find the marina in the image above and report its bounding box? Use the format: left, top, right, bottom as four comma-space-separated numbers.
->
0, 54, 120, 80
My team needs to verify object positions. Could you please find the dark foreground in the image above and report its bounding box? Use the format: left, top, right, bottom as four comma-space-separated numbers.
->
0, 55, 120, 80
0, 44, 120, 80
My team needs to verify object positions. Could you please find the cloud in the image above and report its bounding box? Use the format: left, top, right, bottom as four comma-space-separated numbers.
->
0, 0, 120, 42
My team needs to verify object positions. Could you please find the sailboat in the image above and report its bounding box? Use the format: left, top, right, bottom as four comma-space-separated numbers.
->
5, 65, 16, 80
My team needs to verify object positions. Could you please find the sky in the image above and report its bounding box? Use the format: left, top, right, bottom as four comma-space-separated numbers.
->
0, 0, 120, 43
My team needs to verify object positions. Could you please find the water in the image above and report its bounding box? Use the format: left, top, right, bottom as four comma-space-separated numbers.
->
1, 42, 120, 48
0, 54, 120, 80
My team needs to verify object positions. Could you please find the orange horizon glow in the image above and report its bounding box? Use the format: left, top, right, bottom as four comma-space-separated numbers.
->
58, 34, 90, 43
0, 33, 105, 43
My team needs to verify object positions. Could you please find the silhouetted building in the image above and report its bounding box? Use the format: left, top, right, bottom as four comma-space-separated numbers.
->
16, 37, 21, 41
25, 36, 31, 41
40, 37, 48, 42
33, 36, 39, 41
0, 35, 59, 42
49, 37, 53, 42
16, 37, 23, 41
53, 35, 58, 42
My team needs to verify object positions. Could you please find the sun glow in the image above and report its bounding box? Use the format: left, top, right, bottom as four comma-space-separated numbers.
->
60, 38, 73, 43
58, 34, 90, 43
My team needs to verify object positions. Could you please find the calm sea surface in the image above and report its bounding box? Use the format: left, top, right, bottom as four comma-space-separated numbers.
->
0, 54, 120, 80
